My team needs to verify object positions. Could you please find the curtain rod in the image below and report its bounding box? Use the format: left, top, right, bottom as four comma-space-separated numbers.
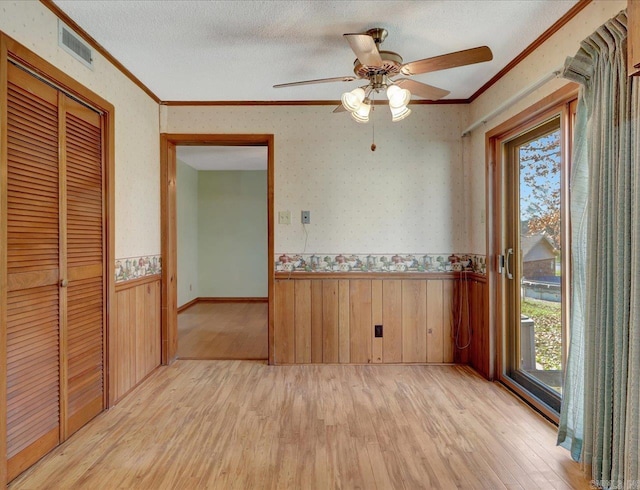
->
461, 66, 563, 137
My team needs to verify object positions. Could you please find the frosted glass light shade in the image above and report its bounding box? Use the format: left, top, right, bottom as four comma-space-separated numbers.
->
391, 105, 411, 122
341, 87, 366, 112
387, 85, 411, 108
351, 101, 371, 123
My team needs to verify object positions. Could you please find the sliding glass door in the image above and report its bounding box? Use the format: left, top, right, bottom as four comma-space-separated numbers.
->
499, 99, 575, 414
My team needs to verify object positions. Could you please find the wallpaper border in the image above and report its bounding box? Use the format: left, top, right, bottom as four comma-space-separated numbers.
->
115, 254, 162, 283
275, 253, 486, 274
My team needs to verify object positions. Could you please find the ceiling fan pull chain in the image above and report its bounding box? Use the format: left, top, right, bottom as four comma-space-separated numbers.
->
371, 92, 377, 151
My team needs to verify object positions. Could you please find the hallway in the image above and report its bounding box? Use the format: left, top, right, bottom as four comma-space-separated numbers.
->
177, 302, 268, 360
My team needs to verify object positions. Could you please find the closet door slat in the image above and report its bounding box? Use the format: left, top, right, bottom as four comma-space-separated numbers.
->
64, 97, 105, 437
6, 65, 61, 480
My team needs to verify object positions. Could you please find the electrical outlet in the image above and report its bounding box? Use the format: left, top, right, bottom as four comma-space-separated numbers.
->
375, 325, 383, 338
480, 209, 486, 224
278, 210, 291, 225
301, 210, 310, 224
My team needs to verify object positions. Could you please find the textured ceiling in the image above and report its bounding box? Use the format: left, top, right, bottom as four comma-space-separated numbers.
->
52, 0, 579, 101
177, 146, 267, 171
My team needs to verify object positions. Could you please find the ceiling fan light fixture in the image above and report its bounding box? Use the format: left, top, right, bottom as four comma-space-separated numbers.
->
351, 100, 371, 123
391, 105, 411, 122
341, 87, 366, 112
387, 84, 411, 108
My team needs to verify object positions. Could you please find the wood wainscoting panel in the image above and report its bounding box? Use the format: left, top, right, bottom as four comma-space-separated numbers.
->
349, 280, 372, 364
382, 280, 402, 363
443, 280, 454, 363
310, 281, 323, 363
426, 280, 444, 363
468, 277, 490, 379
322, 280, 339, 363
112, 276, 161, 404
274, 280, 295, 364
337, 279, 350, 364
272, 274, 487, 368
293, 280, 311, 364
401, 280, 427, 363
371, 280, 383, 364
453, 278, 470, 365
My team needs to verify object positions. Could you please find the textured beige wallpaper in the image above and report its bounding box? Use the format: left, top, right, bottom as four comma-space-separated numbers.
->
163, 104, 468, 255
465, 0, 627, 254
0, 1, 161, 258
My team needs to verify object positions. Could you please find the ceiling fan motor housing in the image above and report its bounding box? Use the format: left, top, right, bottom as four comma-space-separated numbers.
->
353, 51, 403, 80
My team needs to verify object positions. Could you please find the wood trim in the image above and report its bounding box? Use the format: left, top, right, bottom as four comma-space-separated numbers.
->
38, 0, 160, 104
274, 271, 486, 281
104, 97, 116, 410
266, 135, 275, 366
469, 0, 592, 102
197, 297, 268, 303
37, 0, 588, 109
160, 99, 469, 107
111, 364, 162, 407
1, 33, 113, 114
114, 274, 162, 292
58, 92, 68, 441
0, 32, 8, 488
160, 133, 275, 365
485, 83, 578, 140
177, 298, 198, 313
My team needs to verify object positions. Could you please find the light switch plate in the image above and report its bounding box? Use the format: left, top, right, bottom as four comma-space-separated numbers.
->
278, 210, 290, 225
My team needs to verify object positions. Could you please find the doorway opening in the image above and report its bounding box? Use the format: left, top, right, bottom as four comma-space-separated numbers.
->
160, 135, 274, 365
176, 146, 268, 360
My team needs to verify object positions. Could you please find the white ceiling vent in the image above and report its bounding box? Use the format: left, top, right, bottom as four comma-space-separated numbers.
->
58, 20, 93, 69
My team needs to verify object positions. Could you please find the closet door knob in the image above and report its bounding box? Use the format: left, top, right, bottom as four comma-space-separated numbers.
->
60, 279, 69, 287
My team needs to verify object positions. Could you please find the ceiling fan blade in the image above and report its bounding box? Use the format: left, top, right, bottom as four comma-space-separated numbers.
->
343, 33, 383, 67
394, 79, 450, 100
401, 46, 493, 76
273, 76, 357, 88
332, 105, 346, 113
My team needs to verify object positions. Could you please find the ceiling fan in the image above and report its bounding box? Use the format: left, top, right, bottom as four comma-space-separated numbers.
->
274, 28, 493, 123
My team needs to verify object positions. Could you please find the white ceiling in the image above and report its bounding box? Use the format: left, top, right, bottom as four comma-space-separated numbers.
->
176, 146, 267, 171
53, 0, 578, 101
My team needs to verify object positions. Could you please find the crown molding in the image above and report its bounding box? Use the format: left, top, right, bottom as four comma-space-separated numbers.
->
40, 0, 592, 109
160, 99, 469, 106
39, 0, 161, 103
468, 0, 592, 102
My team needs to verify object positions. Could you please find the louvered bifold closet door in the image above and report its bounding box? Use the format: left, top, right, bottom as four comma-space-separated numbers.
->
62, 96, 105, 436
5, 64, 60, 479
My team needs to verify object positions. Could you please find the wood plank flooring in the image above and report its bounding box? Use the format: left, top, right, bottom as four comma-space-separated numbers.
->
9, 361, 590, 489
177, 302, 268, 360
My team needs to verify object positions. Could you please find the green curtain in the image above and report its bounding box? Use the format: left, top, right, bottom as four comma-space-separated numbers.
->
559, 10, 639, 488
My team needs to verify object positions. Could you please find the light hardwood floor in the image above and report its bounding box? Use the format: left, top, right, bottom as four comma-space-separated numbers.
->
177, 302, 268, 360
9, 361, 590, 489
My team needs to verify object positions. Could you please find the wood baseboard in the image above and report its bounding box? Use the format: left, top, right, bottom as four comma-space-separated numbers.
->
178, 297, 268, 313
177, 298, 198, 313
198, 297, 268, 303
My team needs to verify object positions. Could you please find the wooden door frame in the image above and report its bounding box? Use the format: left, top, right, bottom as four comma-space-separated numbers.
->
485, 83, 577, 422
0, 32, 115, 485
160, 134, 275, 365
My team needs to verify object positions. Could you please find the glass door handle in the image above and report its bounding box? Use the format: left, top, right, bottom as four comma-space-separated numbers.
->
505, 248, 513, 280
